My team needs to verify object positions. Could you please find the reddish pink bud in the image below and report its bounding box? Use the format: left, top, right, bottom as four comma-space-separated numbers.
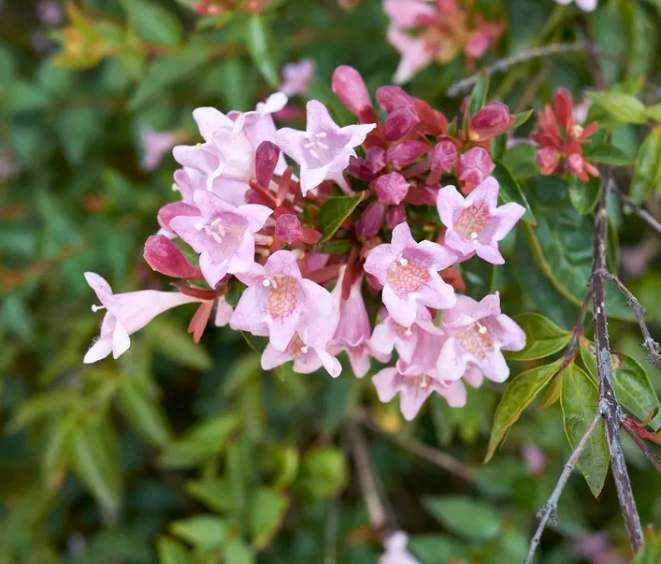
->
373, 172, 410, 205
355, 202, 385, 239
470, 102, 516, 141
536, 146, 561, 176
457, 147, 495, 193
429, 140, 457, 172
386, 140, 428, 169
332, 65, 373, 117
386, 203, 406, 228
347, 147, 386, 180
144, 234, 202, 280
384, 106, 420, 141
255, 141, 280, 186
157, 202, 200, 232
275, 214, 302, 244
375, 86, 415, 113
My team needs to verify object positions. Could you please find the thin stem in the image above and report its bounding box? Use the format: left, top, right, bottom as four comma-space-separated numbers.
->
524, 406, 605, 564
612, 189, 661, 238
621, 418, 661, 476
558, 287, 593, 374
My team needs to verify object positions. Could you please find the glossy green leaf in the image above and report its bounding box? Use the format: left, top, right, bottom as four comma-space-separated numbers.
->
586, 91, 647, 124
318, 193, 364, 243
561, 364, 609, 497
630, 126, 661, 204
468, 73, 489, 116
170, 515, 228, 548
146, 318, 212, 371
157, 537, 191, 564
582, 144, 634, 166
492, 161, 536, 224
249, 489, 289, 549
568, 175, 601, 215
246, 15, 279, 88
486, 360, 562, 461
423, 496, 501, 542
505, 313, 572, 361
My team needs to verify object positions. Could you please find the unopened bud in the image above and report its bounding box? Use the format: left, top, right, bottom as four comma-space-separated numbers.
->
255, 141, 280, 186
373, 172, 409, 205
375, 86, 415, 113
536, 146, 561, 176
470, 101, 516, 141
332, 65, 373, 117
384, 106, 420, 141
457, 147, 495, 193
355, 202, 385, 239
429, 140, 458, 173
144, 235, 202, 280
386, 204, 406, 228
386, 140, 428, 169
275, 214, 302, 244
157, 202, 200, 232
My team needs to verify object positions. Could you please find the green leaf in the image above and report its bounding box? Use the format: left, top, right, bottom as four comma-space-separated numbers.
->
634, 528, 661, 564
568, 174, 602, 215
512, 109, 534, 129
646, 104, 661, 122
630, 126, 661, 204
249, 488, 290, 549
296, 447, 348, 499
502, 143, 538, 181
486, 360, 562, 461
242, 331, 268, 355
423, 496, 501, 542
586, 91, 647, 124
43, 414, 77, 490
5, 80, 50, 114
157, 537, 191, 564
225, 538, 255, 564
408, 535, 468, 563
129, 44, 209, 109
505, 313, 572, 361
186, 478, 236, 512
582, 144, 635, 166
145, 317, 212, 371
491, 134, 507, 162
246, 15, 279, 88
561, 364, 609, 497
492, 161, 536, 224
71, 417, 123, 516
121, 0, 183, 46
318, 193, 364, 243
170, 515, 228, 548
468, 73, 489, 117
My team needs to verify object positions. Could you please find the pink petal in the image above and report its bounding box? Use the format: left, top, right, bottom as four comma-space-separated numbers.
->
364, 244, 395, 285
382, 285, 417, 327
436, 337, 468, 381
475, 245, 505, 265
436, 184, 466, 228
372, 367, 400, 402
390, 222, 417, 255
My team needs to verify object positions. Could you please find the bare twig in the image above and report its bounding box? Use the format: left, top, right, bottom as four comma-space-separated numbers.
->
591, 173, 644, 553
447, 42, 587, 97
360, 416, 474, 482
599, 271, 661, 369
524, 406, 605, 564
558, 288, 593, 374
621, 417, 661, 476
613, 189, 661, 238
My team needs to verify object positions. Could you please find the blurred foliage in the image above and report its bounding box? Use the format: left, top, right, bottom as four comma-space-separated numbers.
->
2, 0, 661, 563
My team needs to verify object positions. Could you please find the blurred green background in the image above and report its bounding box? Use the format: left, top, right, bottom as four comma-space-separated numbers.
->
2, 0, 661, 563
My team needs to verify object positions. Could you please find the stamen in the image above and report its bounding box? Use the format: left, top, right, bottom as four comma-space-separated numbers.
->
304, 142, 316, 149
317, 142, 329, 150
309, 149, 320, 159
478, 326, 487, 335
300, 346, 309, 354
315, 132, 327, 138
399, 258, 408, 267
470, 231, 479, 241
91, 304, 105, 312
211, 233, 223, 244
195, 222, 205, 231
262, 279, 271, 287
171, 183, 179, 192
210, 218, 222, 227
420, 375, 429, 388
196, 143, 203, 148
404, 327, 413, 337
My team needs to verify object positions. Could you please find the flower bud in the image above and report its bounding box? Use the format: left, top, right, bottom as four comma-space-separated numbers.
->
373, 172, 409, 205
429, 140, 457, 172
347, 147, 386, 181
255, 141, 280, 186
144, 234, 202, 280
536, 146, 561, 176
384, 106, 420, 141
275, 214, 302, 244
457, 147, 495, 193
157, 202, 200, 232
375, 86, 414, 113
470, 101, 516, 141
332, 65, 373, 117
355, 202, 385, 239
386, 140, 428, 169
386, 203, 406, 228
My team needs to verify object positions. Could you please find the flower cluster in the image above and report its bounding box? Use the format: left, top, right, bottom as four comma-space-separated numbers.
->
530, 87, 599, 182
384, 0, 503, 83
84, 65, 527, 421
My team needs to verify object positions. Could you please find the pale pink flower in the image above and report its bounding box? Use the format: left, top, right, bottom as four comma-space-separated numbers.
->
521, 445, 546, 475
554, 0, 598, 12
169, 190, 272, 287
262, 333, 341, 377
436, 176, 526, 265
437, 294, 526, 382
379, 532, 421, 564
231, 250, 336, 351
275, 100, 376, 195
363, 222, 457, 327
140, 129, 178, 171
455, 147, 495, 193
387, 25, 433, 85
173, 167, 249, 208
84, 273, 201, 363
215, 296, 234, 327
280, 59, 315, 97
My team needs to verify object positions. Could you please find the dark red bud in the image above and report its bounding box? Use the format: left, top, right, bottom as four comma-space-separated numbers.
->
385, 140, 428, 169
275, 214, 302, 244
386, 204, 406, 228
429, 141, 458, 173
355, 202, 385, 239
373, 172, 410, 205
347, 157, 378, 181
470, 102, 516, 141
384, 106, 420, 141
157, 202, 200, 232
332, 65, 373, 117
255, 141, 280, 186
144, 235, 202, 280
375, 86, 415, 113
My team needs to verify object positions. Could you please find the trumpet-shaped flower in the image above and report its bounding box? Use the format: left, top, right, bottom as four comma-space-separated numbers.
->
276, 100, 376, 195
364, 222, 457, 327
281, 59, 315, 97
262, 333, 341, 377
84, 273, 201, 363
169, 190, 272, 287
436, 176, 525, 265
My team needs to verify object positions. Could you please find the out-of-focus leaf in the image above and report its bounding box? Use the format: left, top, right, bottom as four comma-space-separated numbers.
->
225, 538, 255, 564
121, 0, 183, 46
43, 413, 78, 490
318, 194, 364, 243
157, 537, 191, 564
486, 360, 562, 461
170, 515, 228, 548
296, 447, 347, 499
5, 81, 50, 114
468, 73, 489, 116
186, 478, 236, 512
57, 108, 102, 166
249, 488, 289, 549
582, 144, 634, 166
246, 15, 279, 88
492, 161, 536, 224
502, 143, 539, 181
586, 92, 647, 124
408, 534, 468, 563
629, 126, 661, 204
222, 355, 262, 397
512, 109, 534, 128
423, 496, 501, 542
634, 528, 661, 564
622, 0, 658, 79
145, 317, 212, 371
505, 313, 572, 361
561, 364, 609, 497
568, 175, 601, 215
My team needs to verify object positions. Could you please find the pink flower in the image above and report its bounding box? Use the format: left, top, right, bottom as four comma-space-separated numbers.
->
84, 273, 201, 363
332, 65, 374, 118
328, 270, 389, 378
143, 234, 203, 280
215, 296, 233, 327
436, 176, 525, 265
276, 100, 376, 195
387, 25, 433, 85
231, 250, 336, 351
521, 445, 546, 475
456, 147, 495, 193
554, 0, 598, 12
370, 304, 443, 364
383, 0, 435, 28
364, 222, 457, 327
379, 532, 421, 564
140, 129, 178, 171
169, 190, 272, 287
280, 59, 315, 97
436, 294, 526, 382
261, 333, 341, 377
